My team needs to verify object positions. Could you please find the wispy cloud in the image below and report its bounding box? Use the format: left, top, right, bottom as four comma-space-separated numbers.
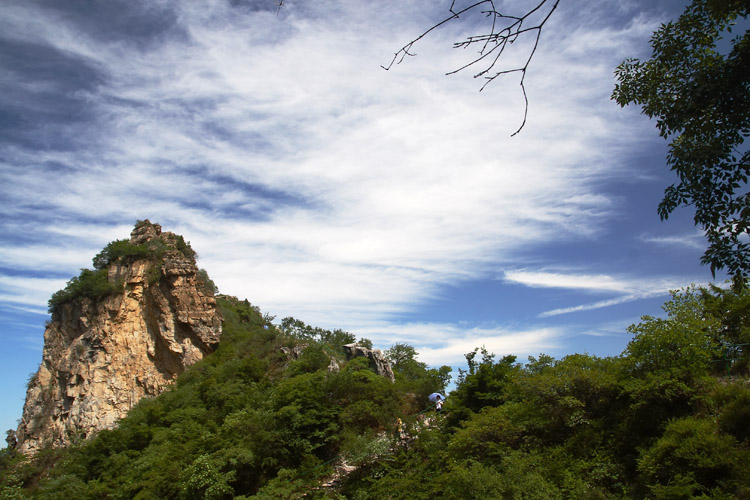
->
539, 292, 663, 317
504, 270, 630, 293
503, 269, 701, 317
3, 331, 45, 352
641, 231, 706, 250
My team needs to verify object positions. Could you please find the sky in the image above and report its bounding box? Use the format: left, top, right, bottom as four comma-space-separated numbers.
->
0, 0, 725, 434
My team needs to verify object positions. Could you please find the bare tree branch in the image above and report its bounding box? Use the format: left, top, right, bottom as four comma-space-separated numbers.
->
383, 0, 560, 136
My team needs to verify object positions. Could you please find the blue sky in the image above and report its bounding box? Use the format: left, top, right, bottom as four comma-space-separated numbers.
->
0, 0, 725, 433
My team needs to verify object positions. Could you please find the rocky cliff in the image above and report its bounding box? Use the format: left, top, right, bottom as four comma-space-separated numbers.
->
16, 221, 222, 455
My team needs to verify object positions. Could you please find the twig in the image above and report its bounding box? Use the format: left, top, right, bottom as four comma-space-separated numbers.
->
383, 0, 561, 135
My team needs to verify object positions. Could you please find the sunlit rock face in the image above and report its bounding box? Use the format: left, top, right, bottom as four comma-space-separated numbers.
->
16, 221, 222, 455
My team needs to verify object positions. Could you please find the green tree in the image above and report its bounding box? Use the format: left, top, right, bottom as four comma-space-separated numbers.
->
92, 238, 150, 269
279, 317, 355, 353
197, 268, 218, 296
614, 287, 724, 473
47, 268, 120, 312
624, 287, 720, 383
612, 0, 750, 280
446, 348, 519, 427
179, 454, 235, 500
699, 282, 750, 374
385, 343, 425, 378
637, 416, 748, 499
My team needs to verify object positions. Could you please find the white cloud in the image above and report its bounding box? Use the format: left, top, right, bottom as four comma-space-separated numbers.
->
504, 270, 630, 293
539, 293, 658, 317
503, 269, 704, 317
641, 231, 706, 250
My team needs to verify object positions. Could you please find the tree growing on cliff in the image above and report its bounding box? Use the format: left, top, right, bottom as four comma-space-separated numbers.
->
612, 0, 750, 282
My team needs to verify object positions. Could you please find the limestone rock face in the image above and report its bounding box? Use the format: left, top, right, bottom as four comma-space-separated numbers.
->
343, 344, 395, 382
16, 221, 222, 455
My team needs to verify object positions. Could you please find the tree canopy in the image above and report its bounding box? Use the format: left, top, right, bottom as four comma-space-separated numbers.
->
612, 0, 750, 281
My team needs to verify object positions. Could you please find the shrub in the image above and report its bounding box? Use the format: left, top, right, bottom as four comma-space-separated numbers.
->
92, 239, 151, 270
638, 417, 743, 498
176, 235, 197, 260
197, 268, 218, 295
715, 382, 750, 443
47, 268, 121, 312
179, 454, 235, 500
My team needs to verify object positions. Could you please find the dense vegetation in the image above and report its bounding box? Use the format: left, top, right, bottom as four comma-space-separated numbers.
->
3, 285, 749, 499
336, 285, 750, 500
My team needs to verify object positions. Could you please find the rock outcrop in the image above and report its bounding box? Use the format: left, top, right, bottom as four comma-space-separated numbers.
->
343, 343, 395, 382
16, 221, 222, 455
279, 344, 309, 361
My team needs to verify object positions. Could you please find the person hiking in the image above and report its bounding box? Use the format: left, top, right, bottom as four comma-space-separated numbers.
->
396, 418, 407, 441
428, 392, 445, 412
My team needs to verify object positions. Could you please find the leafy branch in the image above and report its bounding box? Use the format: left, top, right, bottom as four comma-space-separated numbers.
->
382, 0, 561, 136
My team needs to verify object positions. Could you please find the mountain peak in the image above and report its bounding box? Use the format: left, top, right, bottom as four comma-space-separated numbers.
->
16, 221, 222, 455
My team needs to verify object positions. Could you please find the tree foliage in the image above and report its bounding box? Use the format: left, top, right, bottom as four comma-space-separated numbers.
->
47, 268, 120, 313
91, 239, 152, 270
613, 0, 750, 280
279, 317, 356, 356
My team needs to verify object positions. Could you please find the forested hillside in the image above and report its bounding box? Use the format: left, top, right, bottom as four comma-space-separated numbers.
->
2, 285, 749, 499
